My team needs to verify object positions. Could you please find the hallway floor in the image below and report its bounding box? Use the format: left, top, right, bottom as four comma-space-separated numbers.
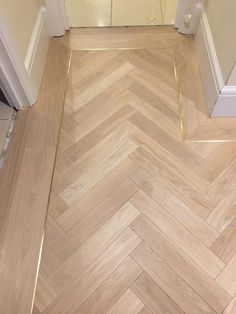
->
33, 27, 236, 313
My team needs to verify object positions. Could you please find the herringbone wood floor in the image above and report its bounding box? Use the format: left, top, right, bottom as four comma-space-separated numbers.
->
34, 31, 236, 313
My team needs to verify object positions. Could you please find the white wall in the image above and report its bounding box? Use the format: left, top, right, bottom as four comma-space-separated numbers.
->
206, 0, 236, 85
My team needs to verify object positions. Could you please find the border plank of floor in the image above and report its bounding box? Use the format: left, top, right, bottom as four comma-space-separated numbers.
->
0, 39, 71, 314
57, 26, 186, 50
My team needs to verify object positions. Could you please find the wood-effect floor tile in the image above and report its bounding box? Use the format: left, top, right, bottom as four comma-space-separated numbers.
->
32, 30, 236, 314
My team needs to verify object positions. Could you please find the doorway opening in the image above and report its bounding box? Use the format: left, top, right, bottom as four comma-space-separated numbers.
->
65, 0, 178, 27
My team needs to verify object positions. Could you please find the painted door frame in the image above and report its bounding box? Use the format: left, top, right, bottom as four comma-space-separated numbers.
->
0, 17, 37, 109
0, 5, 49, 110
0, 1, 60, 110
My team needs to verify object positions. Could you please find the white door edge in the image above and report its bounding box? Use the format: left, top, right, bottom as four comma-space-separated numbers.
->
175, 0, 201, 35
45, 0, 69, 37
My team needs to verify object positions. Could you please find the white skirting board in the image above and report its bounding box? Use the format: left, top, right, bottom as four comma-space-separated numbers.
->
211, 88, 236, 117
24, 6, 50, 102
195, 8, 236, 117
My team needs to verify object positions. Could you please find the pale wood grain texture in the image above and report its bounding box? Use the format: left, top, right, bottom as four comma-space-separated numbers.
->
131, 242, 216, 314
129, 169, 219, 249
52, 180, 139, 260
47, 202, 141, 294
131, 272, 185, 314
107, 289, 144, 314
138, 307, 153, 314
217, 253, 236, 296
223, 297, 236, 314
44, 229, 141, 313
130, 189, 224, 279
56, 158, 138, 231
130, 215, 231, 313
34, 274, 57, 312
211, 216, 236, 264
34, 29, 236, 313
2, 27, 236, 314
76, 257, 142, 314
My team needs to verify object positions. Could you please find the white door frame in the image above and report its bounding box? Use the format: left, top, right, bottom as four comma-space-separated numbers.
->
0, 1, 65, 110
0, 16, 37, 109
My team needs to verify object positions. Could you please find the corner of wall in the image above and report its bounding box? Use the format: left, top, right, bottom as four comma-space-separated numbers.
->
194, 7, 236, 117
227, 64, 236, 86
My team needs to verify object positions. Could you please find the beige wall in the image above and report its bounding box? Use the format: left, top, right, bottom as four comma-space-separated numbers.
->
0, 0, 44, 63
206, 0, 236, 84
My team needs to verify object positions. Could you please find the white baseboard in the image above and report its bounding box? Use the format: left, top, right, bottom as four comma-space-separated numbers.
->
211, 86, 236, 117
195, 8, 236, 117
24, 6, 49, 101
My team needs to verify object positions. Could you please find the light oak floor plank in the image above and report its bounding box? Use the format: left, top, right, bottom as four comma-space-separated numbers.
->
131, 272, 184, 314
107, 289, 144, 314
47, 202, 141, 294
217, 254, 236, 297
60, 138, 137, 205
131, 242, 216, 314
129, 167, 219, 248
52, 179, 139, 260
130, 189, 224, 278
130, 215, 231, 313
211, 216, 236, 264
57, 105, 136, 172
56, 158, 138, 231
76, 257, 142, 314
43, 228, 141, 314
138, 307, 153, 314
223, 296, 236, 314
34, 274, 57, 313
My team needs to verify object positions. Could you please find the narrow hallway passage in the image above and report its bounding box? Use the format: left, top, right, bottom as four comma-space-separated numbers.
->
33, 27, 236, 313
